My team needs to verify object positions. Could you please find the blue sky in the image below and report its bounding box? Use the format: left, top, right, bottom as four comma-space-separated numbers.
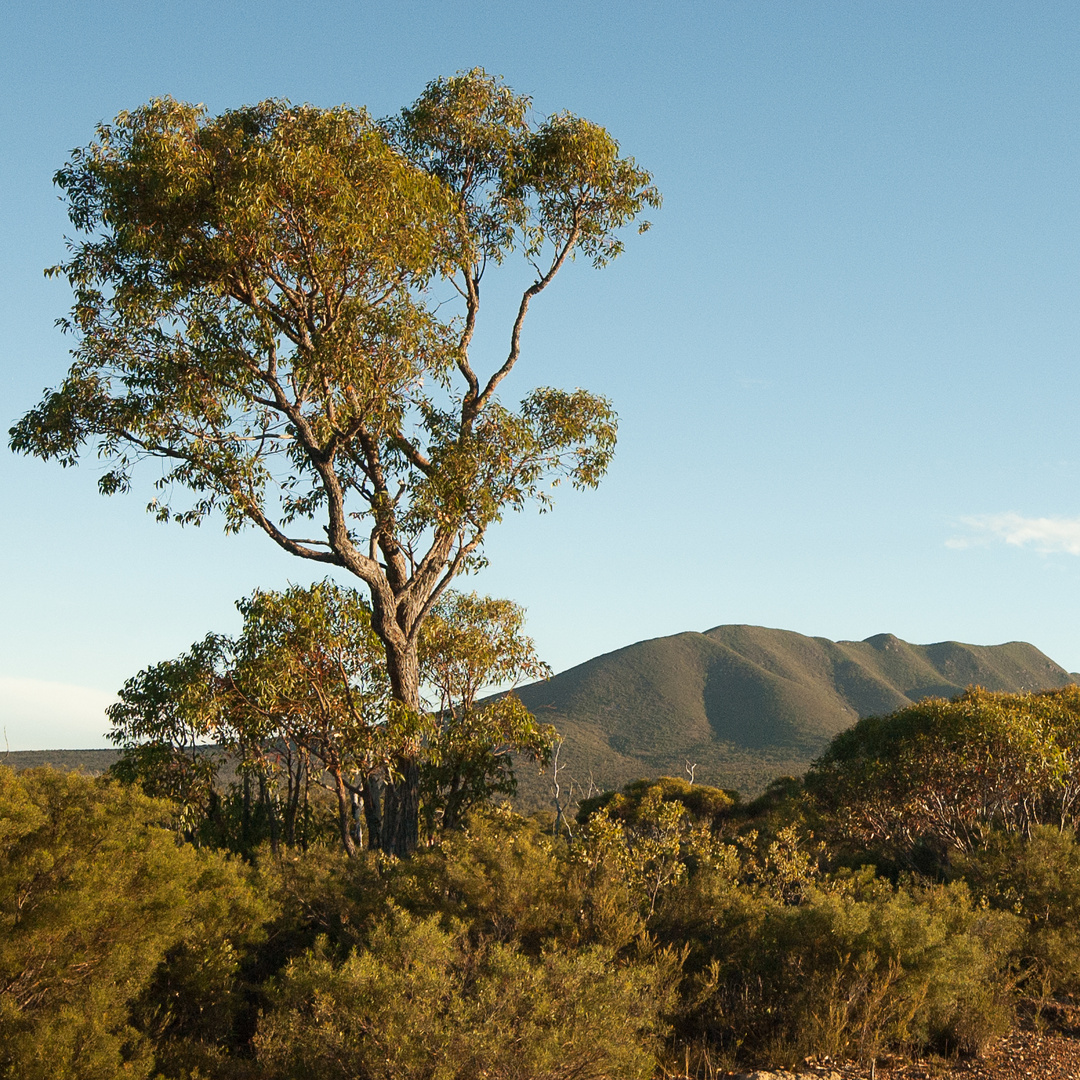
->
5, 1, 1080, 748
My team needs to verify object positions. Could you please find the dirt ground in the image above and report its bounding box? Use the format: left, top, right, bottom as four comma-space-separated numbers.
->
804, 1033, 1080, 1080
822, 1029, 1080, 1079
726, 1007, 1080, 1080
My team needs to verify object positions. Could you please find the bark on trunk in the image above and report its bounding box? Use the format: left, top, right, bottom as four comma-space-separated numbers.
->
259, 772, 279, 856
328, 762, 358, 858
382, 758, 421, 857
362, 773, 384, 850
378, 629, 422, 857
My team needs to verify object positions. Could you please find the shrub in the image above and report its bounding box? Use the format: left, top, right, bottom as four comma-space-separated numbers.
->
254, 906, 679, 1080
956, 825, 1080, 997
655, 837, 1019, 1067
577, 776, 737, 829
808, 687, 1080, 867
0, 767, 269, 1079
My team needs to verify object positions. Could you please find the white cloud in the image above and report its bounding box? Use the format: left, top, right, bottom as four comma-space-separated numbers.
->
0, 677, 116, 751
948, 513, 1080, 556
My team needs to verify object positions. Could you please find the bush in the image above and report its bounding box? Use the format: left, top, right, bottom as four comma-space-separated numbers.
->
956, 825, 1080, 998
577, 776, 737, 829
254, 906, 679, 1080
655, 838, 1019, 1068
808, 687, 1080, 867
0, 767, 269, 1079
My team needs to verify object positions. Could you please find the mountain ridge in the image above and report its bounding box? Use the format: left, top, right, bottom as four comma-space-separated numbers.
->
512, 624, 1077, 800
6, 625, 1077, 805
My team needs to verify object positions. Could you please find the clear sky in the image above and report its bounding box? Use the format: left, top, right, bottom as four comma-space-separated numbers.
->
5, 1, 1080, 749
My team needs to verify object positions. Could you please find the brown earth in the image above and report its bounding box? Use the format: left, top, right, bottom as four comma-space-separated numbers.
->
723, 1020, 1080, 1079
821, 1029, 1080, 1078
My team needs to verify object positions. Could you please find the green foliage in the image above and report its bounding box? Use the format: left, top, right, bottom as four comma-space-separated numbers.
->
808, 686, 1080, 864
650, 837, 1018, 1068
247, 812, 674, 1078
106, 634, 229, 840
577, 775, 736, 829
2, 767, 1069, 1075
956, 826, 1080, 996
227, 581, 398, 857
0, 767, 269, 1080
255, 908, 676, 1080
419, 591, 554, 833
110, 582, 555, 857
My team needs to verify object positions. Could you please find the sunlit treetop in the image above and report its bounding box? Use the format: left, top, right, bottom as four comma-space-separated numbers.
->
11, 71, 659, 856
12, 72, 659, 643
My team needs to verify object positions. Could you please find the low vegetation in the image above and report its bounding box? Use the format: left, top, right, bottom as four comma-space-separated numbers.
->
9, 685, 1080, 1078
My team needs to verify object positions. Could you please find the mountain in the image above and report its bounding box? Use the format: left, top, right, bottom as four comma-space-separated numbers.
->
512, 625, 1078, 802
7, 626, 1076, 808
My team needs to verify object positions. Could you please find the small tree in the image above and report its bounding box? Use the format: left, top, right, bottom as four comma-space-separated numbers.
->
226, 582, 394, 856
11, 71, 658, 854
808, 686, 1080, 865
106, 636, 229, 842
419, 590, 554, 835
110, 582, 555, 857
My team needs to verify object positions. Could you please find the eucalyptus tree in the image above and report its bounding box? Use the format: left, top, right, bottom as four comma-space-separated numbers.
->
808, 686, 1080, 864
419, 590, 554, 834
110, 582, 554, 857
106, 636, 229, 842
226, 582, 392, 856
109, 583, 392, 855
11, 70, 659, 854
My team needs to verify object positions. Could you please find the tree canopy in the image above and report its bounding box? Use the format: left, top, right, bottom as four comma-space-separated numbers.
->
108, 581, 555, 857
11, 70, 659, 852
807, 685, 1080, 862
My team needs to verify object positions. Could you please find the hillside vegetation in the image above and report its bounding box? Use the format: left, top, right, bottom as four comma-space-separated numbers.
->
514, 625, 1077, 800
12, 687, 1080, 1077
9, 627, 1075, 810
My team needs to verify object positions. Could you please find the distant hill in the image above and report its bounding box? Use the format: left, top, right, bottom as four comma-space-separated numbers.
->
9, 626, 1077, 809
512, 626, 1079, 803
1, 748, 122, 774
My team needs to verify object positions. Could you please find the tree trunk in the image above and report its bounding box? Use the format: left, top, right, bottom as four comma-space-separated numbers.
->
362, 772, 384, 850
259, 772, 279, 856
328, 761, 358, 858
241, 769, 252, 851
378, 632, 422, 857
382, 758, 421, 856
284, 751, 302, 847
443, 770, 465, 831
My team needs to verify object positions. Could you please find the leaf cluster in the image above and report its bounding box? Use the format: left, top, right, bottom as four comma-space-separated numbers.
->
109, 581, 556, 856
808, 686, 1080, 864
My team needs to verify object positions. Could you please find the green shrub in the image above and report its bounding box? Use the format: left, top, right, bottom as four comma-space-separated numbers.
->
808, 687, 1080, 867
0, 767, 269, 1080
254, 906, 679, 1080
577, 776, 737, 829
956, 825, 1080, 997
657, 840, 1019, 1067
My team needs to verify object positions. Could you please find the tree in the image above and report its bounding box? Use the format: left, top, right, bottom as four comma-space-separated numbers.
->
226, 582, 394, 857
106, 635, 229, 842
11, 71, 659, 855
110, 581, 557, 857
109, 582, 398, 856
418, 590, 554, 834
807, 686, 1080, 865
